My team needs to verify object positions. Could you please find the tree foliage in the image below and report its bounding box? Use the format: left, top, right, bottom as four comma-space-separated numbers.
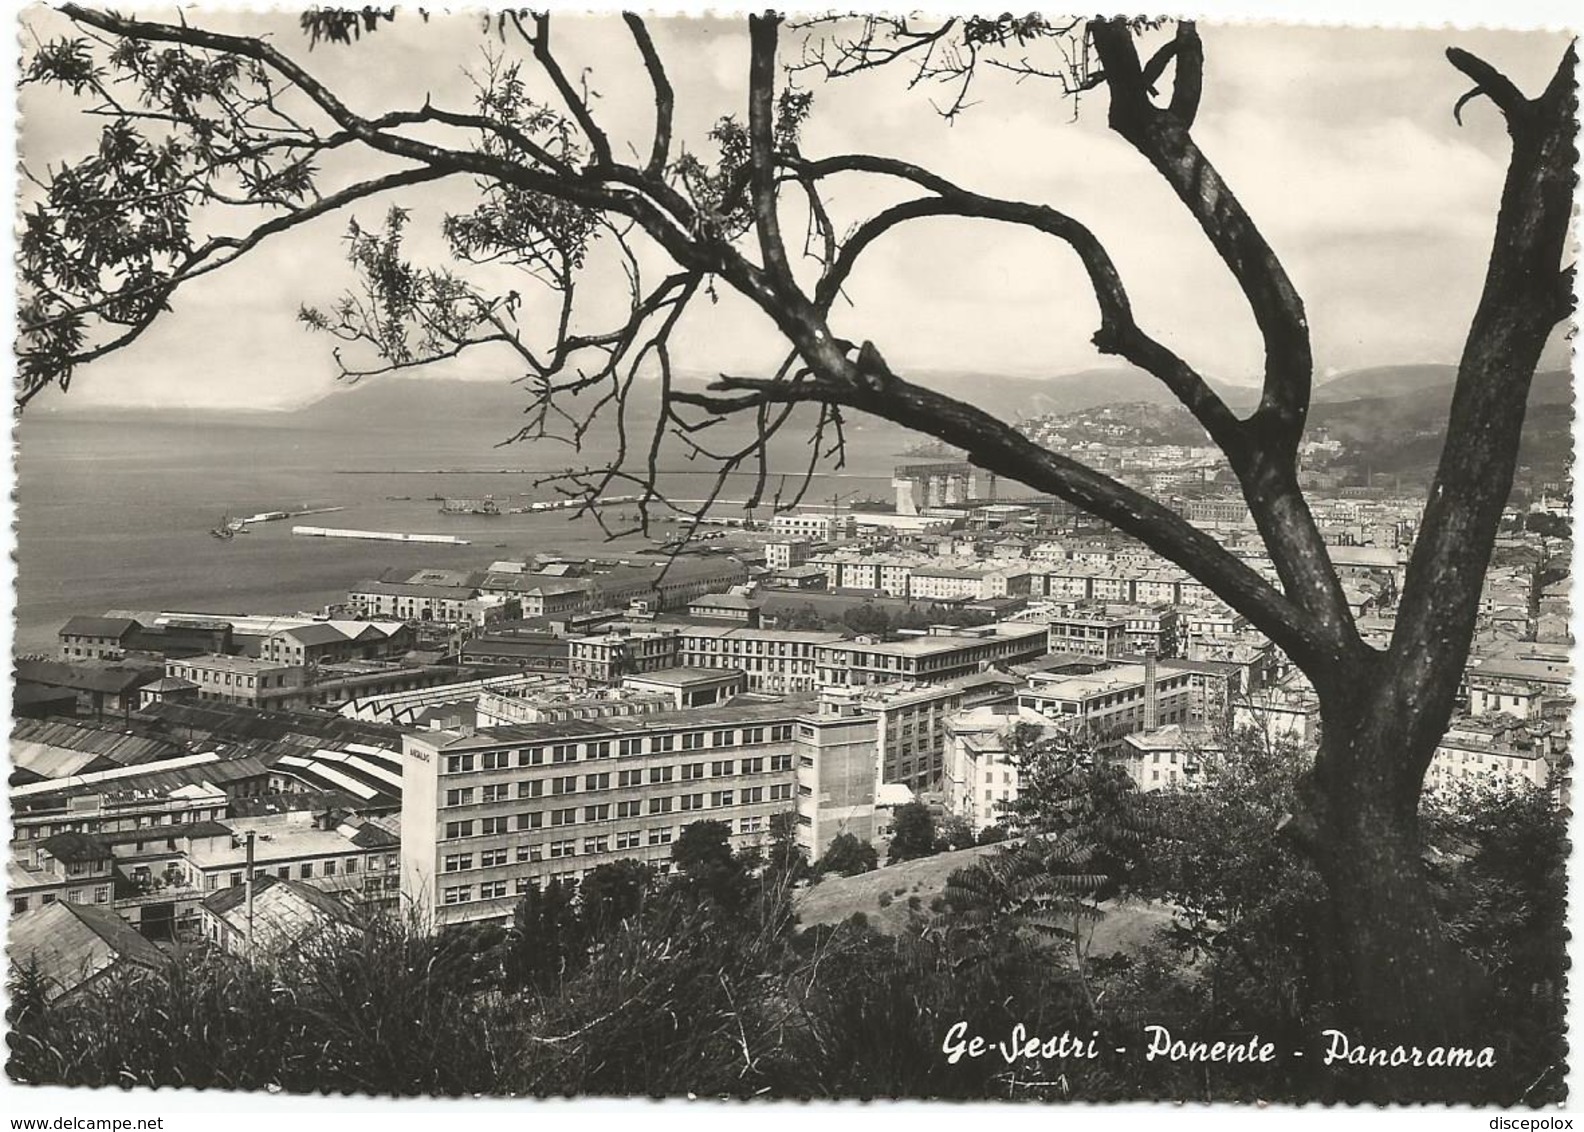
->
815, 832, 878, 877
886, 801, 938, 863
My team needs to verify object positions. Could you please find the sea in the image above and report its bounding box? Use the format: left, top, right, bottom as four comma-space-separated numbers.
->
11, 401, 961, 656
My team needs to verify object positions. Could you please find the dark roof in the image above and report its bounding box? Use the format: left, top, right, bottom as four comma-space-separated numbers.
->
14, 685, 79, 708
95, 820, 234, 847
133, 699, 407, 748
227, 789, 369, 818
461, 638, 568, 660
162, 618, 236, 632
12, 756, 273, 814
16, 659, 164, 695
40, 830, 112, 863
11, 718, 186, 766
351, 580, 480, 599
59, 616, 143, 640
275, 623, 348, 647
349, 823, 401, 849
141, 677, 199, 693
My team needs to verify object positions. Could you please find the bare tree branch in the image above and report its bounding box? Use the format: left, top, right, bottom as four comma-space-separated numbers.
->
623, 14, 673, 178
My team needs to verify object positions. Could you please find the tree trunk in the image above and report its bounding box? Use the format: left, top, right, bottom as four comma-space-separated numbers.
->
1303, 668, 1490, 1099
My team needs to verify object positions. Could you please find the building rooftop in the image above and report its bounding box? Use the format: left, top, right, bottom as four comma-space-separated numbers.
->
831, 622, 1046, 658
624, 666, 744, 688
689, 592, 763, 610
351, 580, 481, 600
188, 819, 365, 869
16, 659, 164, 695
170, 653, 296, 674
8, 902, 166, 1001
426, 695, 820, 751
141, 676, 200, 693
39, 830, 113, 863
1121, 724, 1221, 753
59, 616, 143, 640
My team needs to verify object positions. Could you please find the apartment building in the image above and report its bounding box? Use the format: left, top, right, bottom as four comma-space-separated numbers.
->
763, 540, 811, 570
819, 672, 1020, 792
58, 616, 143, 661
1116, 724, 1223, 792
675, 625, 845, 694
771, 511, 857, 542
260, 621, 412, 666
400, 699, 876, 926
810, 551, 928, 596
1181, 606, 1249, 640
1045, 612, 1129, 659
908, 563, 1032, 602
181, 813, 401, 907
1111, 605, 1181, 657
1425, 717, 1556, 793
567, 629, 683, 682
1017, 655, 1197, 747
941, 705, 1057, 832
346, 580, 490, 624
162, 655, 306, 708
814, 623, 1050, 688
13, 831, 117, 912
1184, 497, 1254, 529
1465, 650, 1571, 720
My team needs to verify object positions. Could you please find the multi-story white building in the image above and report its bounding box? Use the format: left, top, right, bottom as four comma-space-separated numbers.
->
941, 705, 1056, 832
1044, 612, 1129, 659
1465, 650, 1571, 720
907, 562, 1032, 602
1116, 724, 1222, 792
1017, 656, 1198, 747
163, 655, 306, 708
763, 540, 811, 571
1425, 718, 1556, 793
772, 511, 858, 542
809, 551, 929, 596
400, 700, 879, 926
675, 625, 845, 694
815, 623, 1049, 688
566, 629, 683, 683
347, 580, 492, 624
819, 672, 1019, 792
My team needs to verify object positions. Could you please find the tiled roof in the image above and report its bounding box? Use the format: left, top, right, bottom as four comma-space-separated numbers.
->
59, 616, 143, 640
40, 830, 113, 863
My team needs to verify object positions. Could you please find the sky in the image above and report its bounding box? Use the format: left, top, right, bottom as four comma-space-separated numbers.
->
14, 7, 1576, 410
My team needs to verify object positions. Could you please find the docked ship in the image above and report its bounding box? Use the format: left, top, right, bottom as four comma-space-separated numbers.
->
439, 496, 503, 516
209, 515, 248, 539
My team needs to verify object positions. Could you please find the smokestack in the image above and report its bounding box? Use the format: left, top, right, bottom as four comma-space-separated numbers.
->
1143, 649, 1159, 732
244, 831, 256, 958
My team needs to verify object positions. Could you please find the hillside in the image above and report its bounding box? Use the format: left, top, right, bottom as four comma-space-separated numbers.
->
795, 845, 1176, 956
1311, 367, 1572, 476
1312, 364, 1458, 403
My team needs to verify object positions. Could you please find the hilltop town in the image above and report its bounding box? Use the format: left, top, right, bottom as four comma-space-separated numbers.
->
9, 441, 1571, 964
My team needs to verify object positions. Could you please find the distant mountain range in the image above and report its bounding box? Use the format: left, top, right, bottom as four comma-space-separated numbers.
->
1311, 364, 1461, 403
35, 362, 1573, 455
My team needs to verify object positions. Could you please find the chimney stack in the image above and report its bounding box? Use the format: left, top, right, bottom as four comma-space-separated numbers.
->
244, 830, 256, 959
1143, 649, 1159, 732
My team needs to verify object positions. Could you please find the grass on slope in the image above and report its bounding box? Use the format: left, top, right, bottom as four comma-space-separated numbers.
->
794, 843, 1176, 956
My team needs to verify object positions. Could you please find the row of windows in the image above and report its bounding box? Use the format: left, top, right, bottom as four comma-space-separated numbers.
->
439, 786, 790, 840
439, 758, 787, 806
441, 728, 795, 774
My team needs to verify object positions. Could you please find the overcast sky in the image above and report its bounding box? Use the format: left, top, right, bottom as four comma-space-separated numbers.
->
16, 9, 1575, 409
